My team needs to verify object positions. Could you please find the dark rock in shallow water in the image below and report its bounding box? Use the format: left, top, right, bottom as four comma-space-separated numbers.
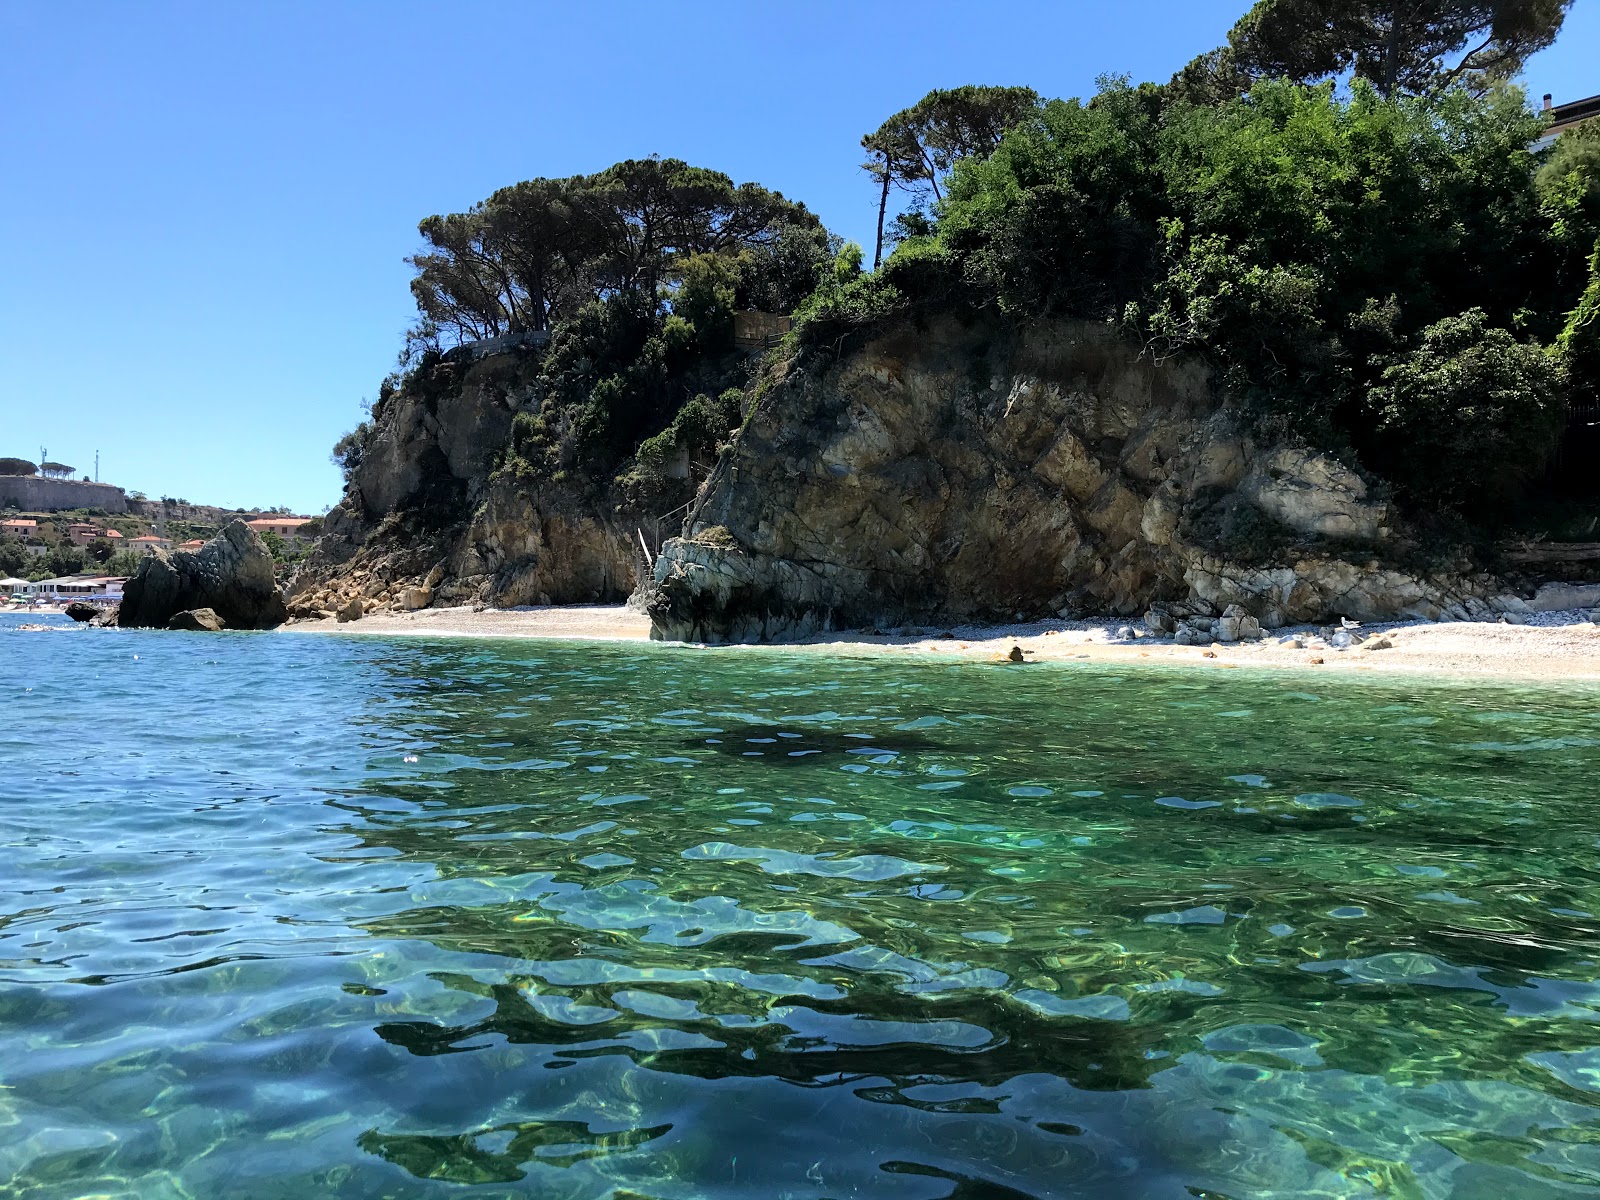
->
64, 602, 99, 623
167, 607, 225, 632
91, 605, 119, 627
119, 521, 287, 630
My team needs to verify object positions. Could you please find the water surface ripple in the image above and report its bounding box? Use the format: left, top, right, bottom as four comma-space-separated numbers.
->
5, 612, 1600, 1197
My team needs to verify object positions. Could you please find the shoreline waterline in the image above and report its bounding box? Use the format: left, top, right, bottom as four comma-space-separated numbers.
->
277, 603, 1600, 683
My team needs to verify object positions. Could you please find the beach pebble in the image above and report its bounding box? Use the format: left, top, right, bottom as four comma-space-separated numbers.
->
1116, 625, 1136, 641
1362, 636, 1394, 652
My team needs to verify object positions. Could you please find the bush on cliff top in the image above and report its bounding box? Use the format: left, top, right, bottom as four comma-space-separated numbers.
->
794, 75, 1590, 514
342, 0, 1598, 526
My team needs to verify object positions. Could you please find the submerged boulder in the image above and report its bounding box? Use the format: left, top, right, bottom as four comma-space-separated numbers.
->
119, 521, 287, 630
64, 602, 99, 623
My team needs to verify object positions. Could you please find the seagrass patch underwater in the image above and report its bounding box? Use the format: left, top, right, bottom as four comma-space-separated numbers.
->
5, 611, 1600, 1198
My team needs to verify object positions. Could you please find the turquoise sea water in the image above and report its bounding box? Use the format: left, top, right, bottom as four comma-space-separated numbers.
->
6, 613, 1600, 1198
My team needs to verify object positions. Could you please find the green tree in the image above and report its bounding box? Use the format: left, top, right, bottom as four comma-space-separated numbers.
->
260, 530, 288, 561
44, 544, 86, 576
1227, 0, 1574, 98
105, 550, 142, 577
1365, 309, 1567, 510
0, 457, 36, 476
86, 537, 113, 563
38, 461, 76, 479
406, 159, 824, 351
862, 86, 1041, 266
1539, 121, 1600, 291
1559, 240, 1600, 404
0, 541, 27, 576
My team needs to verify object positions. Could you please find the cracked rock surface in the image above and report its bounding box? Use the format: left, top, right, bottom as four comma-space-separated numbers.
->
649, 318, 1486, 644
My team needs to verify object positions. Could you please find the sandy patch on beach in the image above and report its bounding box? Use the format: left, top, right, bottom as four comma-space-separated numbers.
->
282, 603, 1600, 681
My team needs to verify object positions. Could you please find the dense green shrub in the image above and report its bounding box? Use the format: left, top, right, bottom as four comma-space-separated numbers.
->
791, 75, 1578, 509
1364, 309, 1567, 512
1558, 240, 1600, 404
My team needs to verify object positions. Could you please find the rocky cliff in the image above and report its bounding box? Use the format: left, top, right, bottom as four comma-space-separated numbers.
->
291, 348, 641, 618
649, 318, 1502, 643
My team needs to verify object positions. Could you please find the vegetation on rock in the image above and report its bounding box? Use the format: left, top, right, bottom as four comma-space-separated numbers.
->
798, 66, 1595, 521
322, 0, 1595, 618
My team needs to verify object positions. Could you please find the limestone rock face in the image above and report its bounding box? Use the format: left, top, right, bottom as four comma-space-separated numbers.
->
649, 318, 1482, 643
119, 521, 287, 630
291, 349, 643, 618
1237, 447, 1387, 542
167, 607, 224, 632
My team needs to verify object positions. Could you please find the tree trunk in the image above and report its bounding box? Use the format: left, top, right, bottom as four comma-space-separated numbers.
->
1382, 10, 1402, 97
874, 170, 890, 269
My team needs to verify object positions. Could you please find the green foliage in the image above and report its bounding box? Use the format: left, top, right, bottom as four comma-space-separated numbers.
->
617, 388, 746, 509
1225, 0, 1573, 97
863, 86, 1041, 265
1559, 240, 1600, 403
331, 423, 371, 480
44, 544, 85, 577
0, 457, 36, 477
260, 530, 288, 561
833, 242, 864, 284
105, 550, 142, 577
0, 541, 27, 576
864, 86, 1036, 267
406, 157, 827, 351
938, 80, 1166, 322
1539, 123, 1600, 295
871, 77, 1558, 451
670, 253, 740, 351
1364, 309, 1567, 512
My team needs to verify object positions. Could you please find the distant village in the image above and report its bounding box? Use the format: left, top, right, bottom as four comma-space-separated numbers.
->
0, 463, 320, 608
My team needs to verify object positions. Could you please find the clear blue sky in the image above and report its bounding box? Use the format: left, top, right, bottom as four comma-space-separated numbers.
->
2, 1, 1596, 514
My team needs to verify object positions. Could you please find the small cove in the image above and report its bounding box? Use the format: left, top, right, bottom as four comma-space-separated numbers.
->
6, 611, 1600, 1197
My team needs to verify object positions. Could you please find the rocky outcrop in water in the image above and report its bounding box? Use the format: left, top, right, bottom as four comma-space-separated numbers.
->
291, 350, 641, 618
119, 521, 287, 630
648, 318, 1494, 643
167, 607, 224, 632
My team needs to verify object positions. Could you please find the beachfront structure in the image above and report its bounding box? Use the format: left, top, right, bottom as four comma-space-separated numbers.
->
246, 517, 315, 544
0, 576, 30, 596
17, 576, 122, 601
